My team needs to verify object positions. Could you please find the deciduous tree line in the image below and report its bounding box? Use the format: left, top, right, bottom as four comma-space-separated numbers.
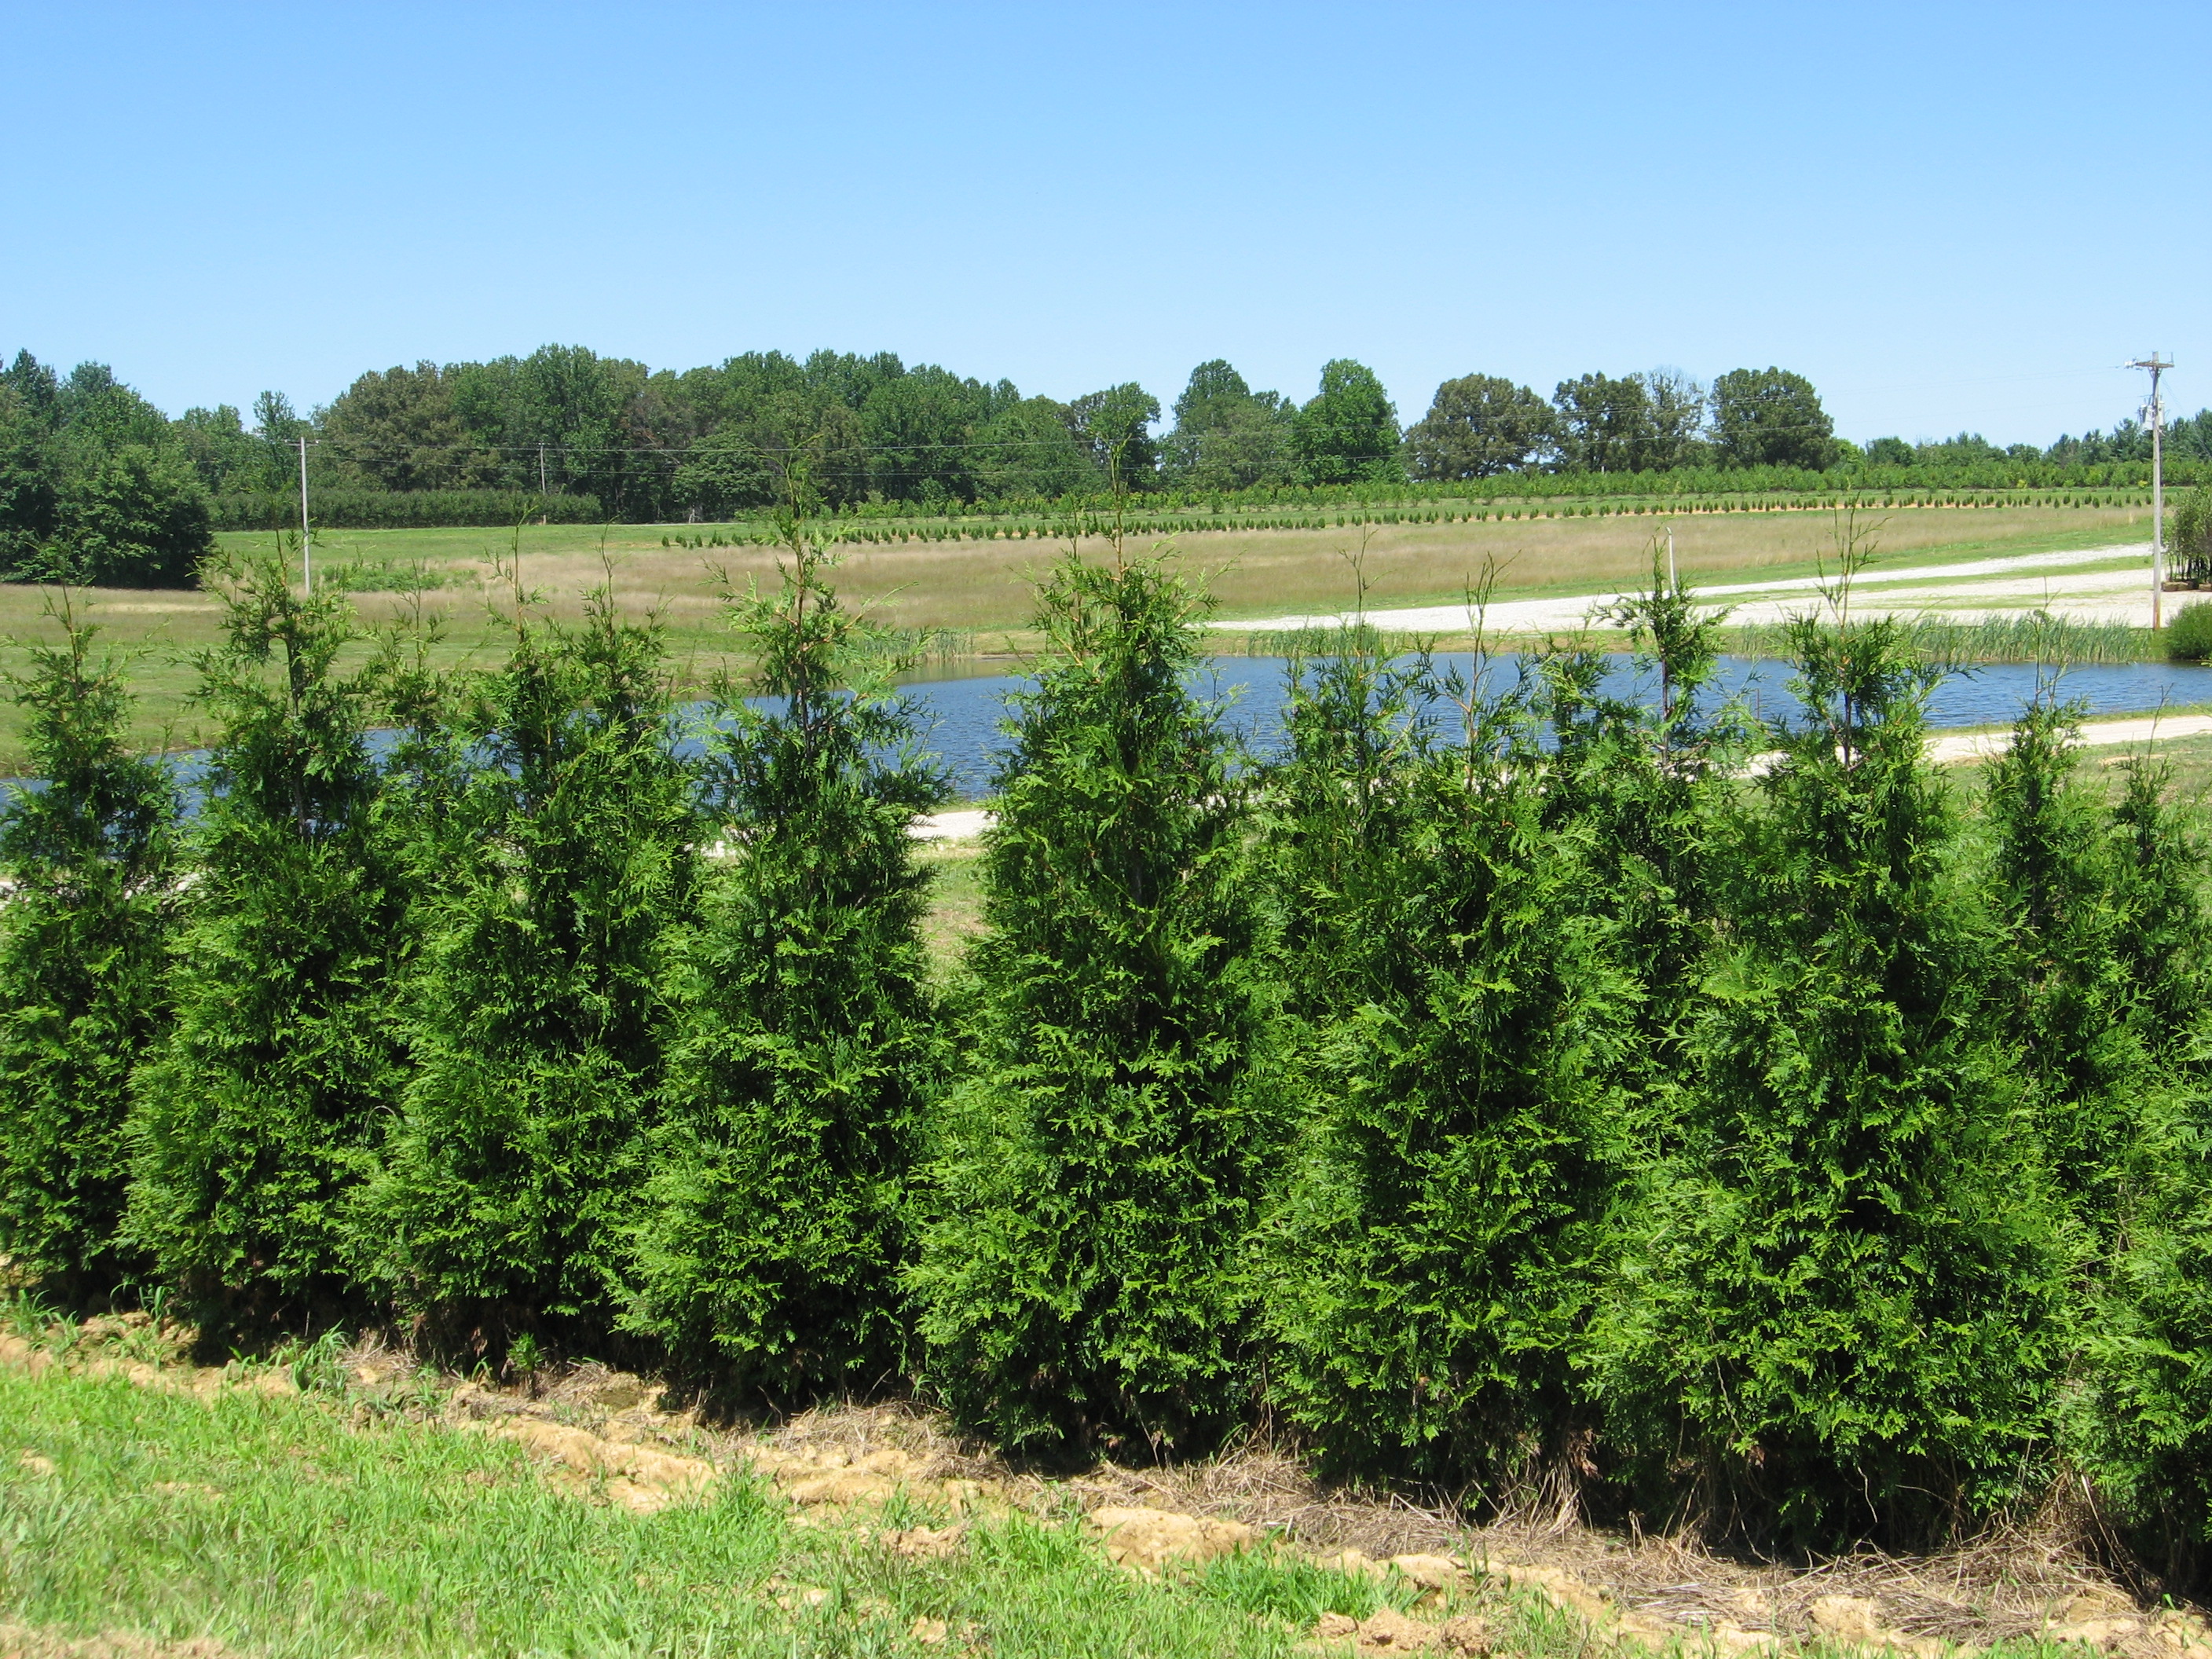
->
9, 509, 2212, 1566
14, 342, 2210, 580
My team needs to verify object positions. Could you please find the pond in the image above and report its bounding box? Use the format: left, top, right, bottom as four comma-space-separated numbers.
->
891, 654, 2212, 799
12, 655, 2212, 811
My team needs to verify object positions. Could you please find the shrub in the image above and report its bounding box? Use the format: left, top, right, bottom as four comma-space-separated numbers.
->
1597, 591, 2071, 1548
2164, 599, 2212, 662
210, 489, 606, 532
1257, 634, 1631, 1485
126, 547, 409, 1325
0, 598, 179, 1296
1977, 698, 2198, 1223
910, 550, 1280, 1456
2070, 1096, 2212, 1585
627, 521, 947, 1395
359, 584, 698, 1349
2173, 487, 2212, 584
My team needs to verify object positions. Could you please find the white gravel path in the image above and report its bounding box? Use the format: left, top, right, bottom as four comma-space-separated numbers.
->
1213, 542, 2166, 634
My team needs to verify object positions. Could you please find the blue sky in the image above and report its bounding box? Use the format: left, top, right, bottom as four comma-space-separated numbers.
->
4, 2, 2204, 446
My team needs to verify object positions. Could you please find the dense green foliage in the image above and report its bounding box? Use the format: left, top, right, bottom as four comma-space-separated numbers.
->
1257, 636, 1628, 1488
361, 585, 698, 1347
910, 550, 1280, 1455
126, 549, 409, 1324
2167, 601, 2212, 663
15, 525, 2212, 1558
212, 488, 606, 531
1600, 595, 2072, 1545
0, 353, 214, 584
14, 338, 2200, 548
2174, 487, 2212, 586
0, 602, 178, 1291
628, 520, 947, 1393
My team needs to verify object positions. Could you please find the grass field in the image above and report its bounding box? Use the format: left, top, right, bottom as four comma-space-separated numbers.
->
0, 504, 2155, 771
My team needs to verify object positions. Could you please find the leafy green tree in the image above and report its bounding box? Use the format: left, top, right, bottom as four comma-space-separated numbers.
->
0, 599, 179, 1297
320, 362, 480, 492
2171, 486, 2212, 584
1709, 367, 1835, 469
0, 353, 214, 586
1979, 705, 2203, 1225
670, 425, 779, 517
127, 548, 408, 1326
1291, 360, 1402, 485
0, 383, 60, 571
629, 513, 947, 1395
360, 580, 698, 1350
910, 550, 1278, 1455
1068, 384, 1162, 487
1159, 361, 1295, 490
1551, 373, 1650, 473
1864, 436, 1915, 466
1573, 551, 1745, 1078
450, 345, 654, 512
171, 405, 284, 496
58, 445, 212, 586
674, 396, 872, 515
860, 364, 1004, 502
1598, 581, 2070, 1546
1404, 375, 1555, 479
1635, 368, 1708, 469
969, 396, 1098, 500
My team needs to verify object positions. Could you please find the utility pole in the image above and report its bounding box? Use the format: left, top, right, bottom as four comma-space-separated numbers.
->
2131, 353, 2172, 628
538, 441, 548, 498
1666, 524, 1676, 588
297, 434, 312, 594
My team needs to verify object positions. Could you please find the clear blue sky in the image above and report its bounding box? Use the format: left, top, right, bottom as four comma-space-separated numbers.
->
5, 2, 2204, 446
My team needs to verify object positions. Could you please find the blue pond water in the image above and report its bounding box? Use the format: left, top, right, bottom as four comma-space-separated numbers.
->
893, 654, 2212, 800
12, 656, 2212, 811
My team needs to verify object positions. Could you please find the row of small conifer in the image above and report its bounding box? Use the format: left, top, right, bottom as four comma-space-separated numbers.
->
5, 510, 2212, 1565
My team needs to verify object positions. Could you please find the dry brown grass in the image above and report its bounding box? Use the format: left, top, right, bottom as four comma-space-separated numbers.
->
0, 505, 2148, 772
685, 1397, 2161, 1649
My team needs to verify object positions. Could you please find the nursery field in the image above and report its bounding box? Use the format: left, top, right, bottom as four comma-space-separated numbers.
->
0, 502, 2155, 769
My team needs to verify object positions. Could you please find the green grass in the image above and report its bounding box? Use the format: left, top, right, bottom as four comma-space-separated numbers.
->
1727, 612, 2160, 666
0, 1342, 2141, 1659
915, 840, 988, 983
0, 1357, 1415, 1659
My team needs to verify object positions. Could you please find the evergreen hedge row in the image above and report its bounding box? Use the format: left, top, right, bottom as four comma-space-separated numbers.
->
9, 527, 2212, 1561
211, 490, 606, 532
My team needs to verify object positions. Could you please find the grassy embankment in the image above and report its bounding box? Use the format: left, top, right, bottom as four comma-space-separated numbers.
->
0, 1313, 2126, 1659
0, 503, 2156, 771
0, 1363, 1397, 1657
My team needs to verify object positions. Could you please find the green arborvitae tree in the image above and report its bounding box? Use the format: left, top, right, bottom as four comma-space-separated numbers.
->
1599, 572, 2070, 1548
2103, 750, 2207, 1049
1569, 551, 1744, 1080
1258, 632, 1632, 1489
628, 513, 948, 1397
1979, 705, 2206, 1232
360, 579, 698, 1352
1981, 697, 2142, 1214
126, 546, 407, 1327
909, 546, 1278, 1457
2053, 753, 2209, 1580
0, 597, 178, 1297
